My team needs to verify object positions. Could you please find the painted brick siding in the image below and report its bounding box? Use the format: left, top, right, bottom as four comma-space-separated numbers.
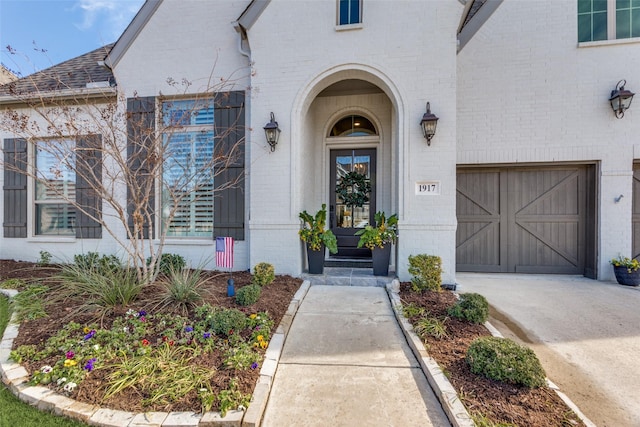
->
457, 1, 640, 279
246, 0, 461, 281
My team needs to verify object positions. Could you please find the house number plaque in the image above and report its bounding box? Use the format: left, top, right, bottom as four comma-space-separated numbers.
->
415, 181, 441, 195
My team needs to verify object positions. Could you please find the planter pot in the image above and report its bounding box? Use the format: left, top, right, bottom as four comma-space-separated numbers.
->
613, 266, 640, 286
372, 243, 392, 276
306, 243, 325, 274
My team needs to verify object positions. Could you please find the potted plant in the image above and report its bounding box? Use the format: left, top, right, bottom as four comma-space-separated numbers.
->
610, 255, 640, 286
299, 204, 338, 274
355, 211, 398, 276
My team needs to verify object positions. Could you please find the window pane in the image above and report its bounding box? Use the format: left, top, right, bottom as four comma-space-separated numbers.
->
339, 0, 349, 25
633, 6, 640, 36
36, 204, 75, 236
578, 14, 593, 42
163, 99, 214, 127
163, 128, 214, 237
617, 9, 631, 38
617, 0, 631, 9
578, 0, 591, 14
593, 11, 608, 40
593, 0, 608, 11
351, 0, 361, 23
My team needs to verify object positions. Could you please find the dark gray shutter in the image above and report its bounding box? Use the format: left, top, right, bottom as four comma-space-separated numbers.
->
75, 135, 102, 238
3, 138, 28, 238
126, 96, 156, 239
213, 91, 245, 240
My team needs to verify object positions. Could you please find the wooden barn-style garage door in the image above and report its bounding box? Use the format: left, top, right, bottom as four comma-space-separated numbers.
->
456, 166, 596, 276
632, 166, 640, 260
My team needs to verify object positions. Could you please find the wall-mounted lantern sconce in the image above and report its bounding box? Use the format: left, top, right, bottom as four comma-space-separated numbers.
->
609, 80, 635, 119
263, 112, 281, 152
420, 102, 439, 145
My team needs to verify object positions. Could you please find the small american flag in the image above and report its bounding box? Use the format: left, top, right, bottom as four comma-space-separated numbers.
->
216, 237, 234, 269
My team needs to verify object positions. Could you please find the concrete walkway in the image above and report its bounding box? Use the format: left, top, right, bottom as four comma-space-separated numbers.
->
456, 273, 640, 427
261, 285, 450, 427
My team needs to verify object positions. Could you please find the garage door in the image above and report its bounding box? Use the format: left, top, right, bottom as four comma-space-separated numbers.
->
632, 166, 640, 259
456, 166, 596, 275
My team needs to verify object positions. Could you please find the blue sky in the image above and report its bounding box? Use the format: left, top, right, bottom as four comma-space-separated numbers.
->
1, 0, 145, 77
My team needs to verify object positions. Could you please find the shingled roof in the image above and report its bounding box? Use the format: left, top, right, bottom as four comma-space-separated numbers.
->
0, 44, 115, 97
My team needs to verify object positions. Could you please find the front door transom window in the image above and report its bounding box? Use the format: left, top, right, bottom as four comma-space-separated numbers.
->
329, 115, 377, 137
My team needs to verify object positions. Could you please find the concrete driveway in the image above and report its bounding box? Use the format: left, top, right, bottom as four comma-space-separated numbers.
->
456, 273, 640, 427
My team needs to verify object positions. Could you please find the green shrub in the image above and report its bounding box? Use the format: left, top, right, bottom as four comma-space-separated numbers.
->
235, 284, 261, 306
12, 284, 48, 321
447, 293, 489, 324
0, 278, 25, 289
207, 308, 247, 337
149, 253, 186, 276
466, 336, 546, 388
151, 267, 209, 315
74, 252, 121, 274
252, 262, 275, 286
401, 302, 426, 319
38, 250, 52, 265
408, 254, 442, 292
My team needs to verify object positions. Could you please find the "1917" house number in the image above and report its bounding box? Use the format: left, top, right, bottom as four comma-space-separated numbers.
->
415, 181, 441, 195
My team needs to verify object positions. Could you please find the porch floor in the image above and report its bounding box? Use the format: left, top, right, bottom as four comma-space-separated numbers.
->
301, 267, 396, 287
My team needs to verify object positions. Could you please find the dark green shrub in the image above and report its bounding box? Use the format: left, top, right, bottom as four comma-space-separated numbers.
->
74, 252, 121, 274
235, 284, 261, 306
207, 308, 247, 336
447, 293, 489, 324
466, 336, 546, 388
148, 253, 187, 276
408, 254, 442, 292
252, 262, 275, 286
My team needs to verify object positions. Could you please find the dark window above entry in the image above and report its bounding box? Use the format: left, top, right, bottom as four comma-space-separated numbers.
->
329, 115, 377, 137
338, 0, 362, 25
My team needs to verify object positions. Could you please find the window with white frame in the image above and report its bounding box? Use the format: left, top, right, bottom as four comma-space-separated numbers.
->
338, 0, 362, 25
34, 139, 76, 236
161, 99, 215, 238
578, 0, 640, 42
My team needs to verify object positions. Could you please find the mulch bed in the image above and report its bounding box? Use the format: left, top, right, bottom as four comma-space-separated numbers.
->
398, 282, 585, 426
1, 259, 301, 413
1, 260, 586, 424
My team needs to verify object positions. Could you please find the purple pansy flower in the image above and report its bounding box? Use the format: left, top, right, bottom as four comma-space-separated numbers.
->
203, 332, 211, 339
185, 326, 193, 333
251, 362, 259, 370
65, 351, 75, 360
83, 330, 96, 340
138, 310, 147, 317
84, 358, 96, 372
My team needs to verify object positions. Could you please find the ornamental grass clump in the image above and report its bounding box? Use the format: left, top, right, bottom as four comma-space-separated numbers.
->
252, 262, 275, 286
447, 293, 489, 324
408, 254, 442, 292
151, 267, 210, 315
12, 284, 48, 321
466, 336, 547, 388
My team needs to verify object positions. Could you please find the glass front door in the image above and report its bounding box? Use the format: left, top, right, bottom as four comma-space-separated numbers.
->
330, 149, 376, 258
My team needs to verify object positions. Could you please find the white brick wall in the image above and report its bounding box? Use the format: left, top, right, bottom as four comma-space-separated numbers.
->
458, 0, 640, 280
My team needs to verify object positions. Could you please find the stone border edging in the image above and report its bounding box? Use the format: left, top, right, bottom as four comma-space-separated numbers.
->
0, 280, 312, 427
386, 280, 597, 427
385, 280, 475, 427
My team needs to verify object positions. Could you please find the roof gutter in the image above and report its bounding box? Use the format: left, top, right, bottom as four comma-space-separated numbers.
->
0, 86, 117, 107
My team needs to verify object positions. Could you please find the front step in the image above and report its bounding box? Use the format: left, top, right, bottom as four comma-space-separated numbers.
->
323, 257, 372, 268
301, 267, 396, 287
